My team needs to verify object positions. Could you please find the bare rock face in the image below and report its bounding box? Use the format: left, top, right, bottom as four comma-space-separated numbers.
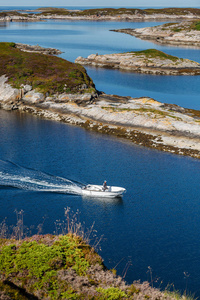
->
0, 75, 96, 109
0, 76, 21, 103
22, 91, 45, 103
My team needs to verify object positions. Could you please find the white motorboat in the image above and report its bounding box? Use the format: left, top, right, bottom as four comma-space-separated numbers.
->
81, 184, 126, 198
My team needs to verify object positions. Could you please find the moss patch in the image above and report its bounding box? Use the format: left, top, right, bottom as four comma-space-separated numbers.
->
0, 42, 95, 95
131, 49, 179, 61
0, 234, 103, 299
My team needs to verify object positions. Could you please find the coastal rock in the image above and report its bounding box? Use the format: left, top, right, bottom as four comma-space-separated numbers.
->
22, 91, 45, 103
21, 84, 32, 93
113, 20, 200, 47
0, 75, 21, 102
1, 8, 200, 23
16, 43, 62, 55
1, 78, 199, 159
57, 93, 94, 103
75, 50, 200, 75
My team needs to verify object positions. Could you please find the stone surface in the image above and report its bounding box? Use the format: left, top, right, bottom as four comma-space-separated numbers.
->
75, 51, 200, 75
16, 43, 62, 55
0, 76, 200, 159
113, 21, 200, 47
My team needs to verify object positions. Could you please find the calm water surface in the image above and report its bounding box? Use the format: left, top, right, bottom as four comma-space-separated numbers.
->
0, 18, 200, 108
0, 10, 200, 296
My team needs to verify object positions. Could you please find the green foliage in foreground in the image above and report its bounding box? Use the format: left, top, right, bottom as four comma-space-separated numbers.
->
0, 234, 102, 299
0, 42, 95, 95
0, 233, 196, 300
96, 287, 128, 299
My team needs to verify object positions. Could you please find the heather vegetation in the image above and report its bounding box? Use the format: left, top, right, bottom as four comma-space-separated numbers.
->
0, 42, 95, 95
0, 210, 195, 300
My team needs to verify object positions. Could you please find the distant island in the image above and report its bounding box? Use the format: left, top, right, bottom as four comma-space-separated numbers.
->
75, 49, 200, 75
0, 42, 200, 160
113, 20, 200, 47
1, 7, 200, 22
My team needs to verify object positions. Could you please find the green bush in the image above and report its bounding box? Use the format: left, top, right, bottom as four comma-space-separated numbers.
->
96, 287, 128, 299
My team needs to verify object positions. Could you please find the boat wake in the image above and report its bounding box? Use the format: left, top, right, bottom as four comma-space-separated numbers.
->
0, 160, 84, 195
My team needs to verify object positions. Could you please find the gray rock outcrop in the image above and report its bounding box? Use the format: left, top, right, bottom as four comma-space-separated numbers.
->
0, 75, 200, 159
113, 21, 200, 47
75, 52, 200, 75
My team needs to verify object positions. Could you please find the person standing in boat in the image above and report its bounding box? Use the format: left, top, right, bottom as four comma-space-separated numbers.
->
103, 180, 108, 191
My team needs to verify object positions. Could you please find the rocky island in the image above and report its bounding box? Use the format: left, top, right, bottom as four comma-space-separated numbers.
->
113, 20, 200, 47
0, 42, 200, 160
1, 7, 200, 22
75, 49, 200, 75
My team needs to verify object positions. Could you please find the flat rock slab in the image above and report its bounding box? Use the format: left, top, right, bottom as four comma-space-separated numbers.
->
75, 50, 200, 75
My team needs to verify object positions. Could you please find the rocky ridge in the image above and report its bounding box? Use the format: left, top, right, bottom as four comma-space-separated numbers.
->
75, 49, 200, 75
1, 75, 200, 159
113, 20, 200, 47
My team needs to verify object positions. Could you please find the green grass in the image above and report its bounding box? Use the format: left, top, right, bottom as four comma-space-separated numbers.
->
96, 287, 128, 299
0, 42, 95, 95
191, 20, 200, 30
0, 234, 102, 299
131, 49, 179, 61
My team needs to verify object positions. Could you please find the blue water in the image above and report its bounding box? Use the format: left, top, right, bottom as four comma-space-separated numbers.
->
0, 7, 200, 297
0, 19, 200, 109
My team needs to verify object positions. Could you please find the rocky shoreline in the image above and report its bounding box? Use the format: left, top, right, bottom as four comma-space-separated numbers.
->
113, 20, 200, 47
1, 7, 200, 23
15, 43, 62, 55
1, 75, 200, 160
75, 49, 200, 75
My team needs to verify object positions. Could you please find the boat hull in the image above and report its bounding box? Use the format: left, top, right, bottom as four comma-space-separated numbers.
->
81, 185, 126, 198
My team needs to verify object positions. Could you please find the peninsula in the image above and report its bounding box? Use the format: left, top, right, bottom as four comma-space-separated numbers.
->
0, 42, 200, 160
1, 7, 200, 22
113, 20, 200, 47
75, 49, 200, 75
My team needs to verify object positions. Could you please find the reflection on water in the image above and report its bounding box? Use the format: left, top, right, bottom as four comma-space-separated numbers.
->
0, 22, 8, 28
82, 195, 124, 206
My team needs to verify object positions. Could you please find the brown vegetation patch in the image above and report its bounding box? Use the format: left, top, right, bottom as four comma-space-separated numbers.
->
0, 42, 95, 95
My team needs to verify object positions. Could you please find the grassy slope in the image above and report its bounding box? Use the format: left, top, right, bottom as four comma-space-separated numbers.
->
0, 42, 95, 95
130, 49, 179, 61
160, 20, 200, 31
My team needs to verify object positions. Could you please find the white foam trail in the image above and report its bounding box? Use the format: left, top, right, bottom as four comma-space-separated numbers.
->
0, 161, 83, 195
